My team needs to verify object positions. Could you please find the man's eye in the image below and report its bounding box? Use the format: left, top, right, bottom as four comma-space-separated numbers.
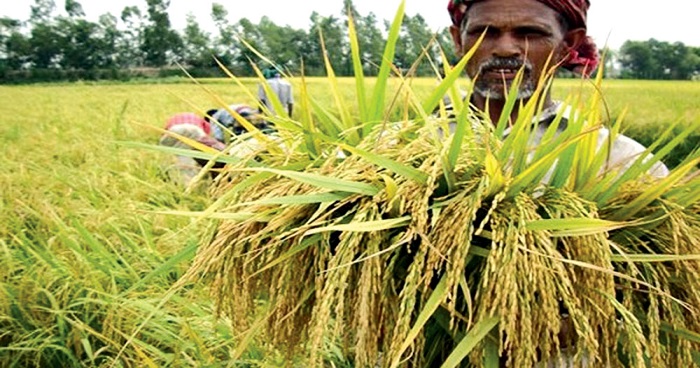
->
466, 27, 492, 37
518, 28, 549, 37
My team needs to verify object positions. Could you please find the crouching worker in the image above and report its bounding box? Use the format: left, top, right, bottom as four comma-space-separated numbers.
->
209, 104, 273, 143
208, 104, 279, 158
159, 112, 227, 186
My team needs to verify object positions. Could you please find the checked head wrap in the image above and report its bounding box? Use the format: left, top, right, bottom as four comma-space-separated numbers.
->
447, 0, 599, 75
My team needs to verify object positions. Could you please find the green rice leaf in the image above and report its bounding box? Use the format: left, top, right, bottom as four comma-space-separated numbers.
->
197, 171, 274, 219
318, 28, 358, 143
149, 210, 266, 221
593, 118, 691, 206
437, 47, 465, 111
234, 191, 351, 207
440, 316, 500, 368
368, 0, 404, 122
422, 31, 484, 115
117, 141, 245, 165
310, 98, 344, 138
610, 157, 700, 221
446, 89, 476, 170
507, 128, 593, 196
525, 218, 630, 236
469, 244, 491, 258
494, 70, 526, 140
666, 174, 700, 204
339, 143, 429, 184
298, 63, 321, 157
483, 337, 500, 368
236, 167, 380, 196
659, 321, 700, 343
346, 10, 368, 123
498, 73, 547, 168
390, 276, 448, 368
125, 241, 197, 293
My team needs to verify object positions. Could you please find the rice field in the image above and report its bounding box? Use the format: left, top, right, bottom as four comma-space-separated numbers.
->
1, 77, 699, 366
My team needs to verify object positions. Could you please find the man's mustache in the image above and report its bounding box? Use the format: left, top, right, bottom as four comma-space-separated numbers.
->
477, 57, 533, 75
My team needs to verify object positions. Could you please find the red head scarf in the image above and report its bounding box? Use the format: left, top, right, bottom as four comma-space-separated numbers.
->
447, 0, 599, 76
165, 112, 212, 135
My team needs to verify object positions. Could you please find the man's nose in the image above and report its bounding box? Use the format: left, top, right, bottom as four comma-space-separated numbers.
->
492, 33, 522, 58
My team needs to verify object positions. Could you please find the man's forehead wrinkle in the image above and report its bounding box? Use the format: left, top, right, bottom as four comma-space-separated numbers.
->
466, 17, 556, 31
465, 4, 558, 30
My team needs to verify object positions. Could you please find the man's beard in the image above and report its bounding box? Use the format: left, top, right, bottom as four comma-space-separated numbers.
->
472, 57, 535, 100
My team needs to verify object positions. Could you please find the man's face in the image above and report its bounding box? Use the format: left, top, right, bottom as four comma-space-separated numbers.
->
451, 0, 570, 100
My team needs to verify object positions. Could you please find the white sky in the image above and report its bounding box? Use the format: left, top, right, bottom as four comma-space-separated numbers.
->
2, 0, 699, 49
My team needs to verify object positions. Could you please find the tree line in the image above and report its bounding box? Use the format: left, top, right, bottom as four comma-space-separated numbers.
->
1, 0, 699, 83
618, 39, 700, 80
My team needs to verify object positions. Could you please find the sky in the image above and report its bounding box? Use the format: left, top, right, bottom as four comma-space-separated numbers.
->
2, 0, 699, 50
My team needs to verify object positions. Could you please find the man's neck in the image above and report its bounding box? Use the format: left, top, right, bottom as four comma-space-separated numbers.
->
472, 91, 554, 126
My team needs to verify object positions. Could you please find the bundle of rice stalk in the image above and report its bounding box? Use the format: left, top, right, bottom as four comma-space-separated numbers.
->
180, 3, 700, 367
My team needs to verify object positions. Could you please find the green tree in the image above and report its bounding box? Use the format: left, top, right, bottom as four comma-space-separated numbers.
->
141, 0, 182, 66
182, 13, 212, 68
307, 12, 346, 76
434, 27, 458, 70
665, 42, 693, 80
395, 14, 436, 76
620, 39, 698, 80
0, 17, 30, 71
97, 13, 121, 69
30, 0, 55, 23
120, 6, 146, 67
64, 0, 84, 17
57, 0, 112, 70
256, 16, 307, 73
599, 46, 619, 78
210, 3, 235, 67
28, 0, 61, 68
234, 18, 267, 72
687, 48, 700, 79
619, 40, 658, 79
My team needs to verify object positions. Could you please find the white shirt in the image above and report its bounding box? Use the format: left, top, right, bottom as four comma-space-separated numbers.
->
444, 101, 669, 179
258, 77, 293, 115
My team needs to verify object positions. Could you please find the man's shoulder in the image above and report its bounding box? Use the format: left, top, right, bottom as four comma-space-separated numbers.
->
598, 129, 669, 177
545, 103, 670, 178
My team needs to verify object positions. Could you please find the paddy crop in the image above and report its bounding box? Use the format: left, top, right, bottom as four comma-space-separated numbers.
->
0, 76, 698, 366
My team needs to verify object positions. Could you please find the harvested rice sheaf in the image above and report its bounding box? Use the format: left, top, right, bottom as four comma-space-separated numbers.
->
184, 7, 700, 367
186, 112, 700, 367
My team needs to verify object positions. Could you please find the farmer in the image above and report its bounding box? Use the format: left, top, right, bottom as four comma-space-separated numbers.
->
446, 0, 668, 365
208, 103, 284, 159
209, 104, 271, 143
446, 0, 668, 177
258, 67, 294, 121
159, 112, 227, 185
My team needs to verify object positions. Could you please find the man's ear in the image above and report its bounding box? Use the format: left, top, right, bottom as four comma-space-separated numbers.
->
449, 25, 464, 57
563, 27, 586, 51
